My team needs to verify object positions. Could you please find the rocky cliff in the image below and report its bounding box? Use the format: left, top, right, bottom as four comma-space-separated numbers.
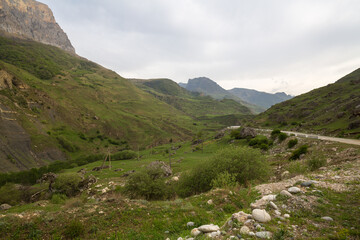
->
0, 0, 75, 53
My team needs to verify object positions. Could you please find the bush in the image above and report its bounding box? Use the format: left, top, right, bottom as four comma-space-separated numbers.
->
230, 128, 242, 139
63, 220, 85, 239
287, 139, 298, 148
289, 145, 308, 160
124, 169, 173, 200
278, 132, 288, 142
51, 194, 67, 204
176, 146, 270, 197
306, 157, 326, 171
56, 136, 79, 152
248, 135, 272, 150
53, 173, 82, 197
211, 172, 237, 189
271, 129, 281, 139
112, 150, 137, 161
286, 161, 307, 175
0, 183, 22, 205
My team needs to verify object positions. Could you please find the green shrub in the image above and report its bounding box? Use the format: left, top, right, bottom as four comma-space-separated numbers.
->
287, 139, 298, 148
53, 173, 82, 197
278, 132, 288, 142
306, 156, 326, 171
51, 194, 67, 204
223, 204, 237, 214
63, 220, 85, 239
248, 135, 272, 150
286, 161, 307, 175
0, 183, 22, 205
124, 169, 173, 200
56, 136, 79, 152
112, 150, 137, 161
230, 128, 242, 139
211, 172, 237, 189
289, 145, 308, 160
177, 146, 270, 197
271, 129, 281, 139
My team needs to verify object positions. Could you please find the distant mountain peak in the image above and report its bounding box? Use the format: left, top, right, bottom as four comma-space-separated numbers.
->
0, 0, 75, 53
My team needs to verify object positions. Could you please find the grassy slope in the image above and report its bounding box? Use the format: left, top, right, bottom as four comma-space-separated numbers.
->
253, 68, 360, 138
0, 36, 203, 171
130, 78, 253, 125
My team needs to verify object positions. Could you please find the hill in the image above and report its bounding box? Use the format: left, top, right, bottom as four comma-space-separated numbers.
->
0, 36, 201, 172
183, 77, 265, 113
130, 78, 252, 122
253, 68, 360, 138
229, 88, 293, 109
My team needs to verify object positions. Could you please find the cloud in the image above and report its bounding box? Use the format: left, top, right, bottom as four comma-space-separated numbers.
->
41, 0, 360, 95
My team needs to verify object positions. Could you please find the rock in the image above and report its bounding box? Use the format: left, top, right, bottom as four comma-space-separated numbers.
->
227, 220, 233, 227
198, 224, 220, 233
240, 226, 250, 235
321, 216, 333, 221
114, 168, 124, 172
275, 216, 286, 221
232, 211, 252, 223
249, 232, 255, 236
281, 171, 290, 179
187, 222, 195, 227
274, 210, 281, 216
148, 161, 172, 177
172, 176, 179, 181
251, 194, 276, 209
0, 204, 11, 210
206, 230, 221, 238
191, 228, 201, 237
177, 238, 183, 240
280, 190, 293, 198
164, 230, 169, 234
244, 219, 254, 226
287, 187, 301, 194
269, 201, 278, 210
283, 214, 290, 218
301, 181, 314, 187
252, 209, 271, 223
255, 231, 272, 239
239, 127, 257, 138
207, 199, 213, 205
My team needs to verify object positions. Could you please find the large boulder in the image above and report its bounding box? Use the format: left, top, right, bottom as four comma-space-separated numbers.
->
252, 209, 271, 223
0, 203, 12, 210
240, 127, 257, 138
147, 161, 172, 177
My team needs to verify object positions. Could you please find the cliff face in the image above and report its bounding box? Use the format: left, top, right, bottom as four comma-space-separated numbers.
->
0, 0, 75, 53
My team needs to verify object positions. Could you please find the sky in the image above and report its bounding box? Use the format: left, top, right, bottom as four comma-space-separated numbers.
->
40, 0, 360, 96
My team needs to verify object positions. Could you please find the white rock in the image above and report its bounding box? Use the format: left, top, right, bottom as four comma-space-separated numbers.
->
198, 224, 220, 233
256, 231, 272, 239
207, 199, 213, 205
232, 211, 251, 223
0, 204, 11, 210
321, 216, 333, 221
281, 171, 290, 178
288, 187, 301, 194
240, 226, 250, 235
269, 201, 278, 210
187, 222, 195, 227
177, 238, 183, 240
244, 219, 254, 225
249, 231, 255, 236
251, 195, 276, 209
191, 228, 201, 237
252, 209, 271, 223
283, 214, 290, 218
274, 210, 281, 216
172, 176, 179, 181
280, 190, 293, 198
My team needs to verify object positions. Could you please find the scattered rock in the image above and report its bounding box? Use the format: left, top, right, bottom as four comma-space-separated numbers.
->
244, 219, 254, 226
280, 190, 293, 198
240, 226, 250, 235
283, 214, 290, 218
207, 199, 213, 205
288, 187, 301, 194
232, 211, 252, 223
198, 224, 220, 233
252, 209, 271, 223
206, 230, 221, 238
191, 228, 201, 237
249, 232, 255, 236
250, 194, 276, 209
187, 222, 195, 227
239, 127, 257, 138
172, 176, 179, 181
281, 171, 290, 179
321, 216, 334, 221
274, 210, 281, 216
301, 181, 316, 187
164, 230, 169, 234
0, 204, 11, 210
114, 168, 123, 172
255, 231, 272, 239
269, 201, 278, 210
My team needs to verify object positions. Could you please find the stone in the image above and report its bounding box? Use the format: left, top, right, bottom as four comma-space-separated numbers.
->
244, 219, 254, 226
0, 204, 11, 210
269, 201, 278, 210
232, 211, 252, 223
283, 214, 290, 218
256, 231, 272, 239
198, 224, 220, 233
240, 226, 250, 235
172, 176, 179, 181
301, 181, 315, 187
274, 210, 281, 216
177, 238, 183, 240
249, 232, 255, 236
187, 222, 195, 227
207, 199, 213, 205
321, 216, 333, 221
191, 228, 201, 237
148, 161, 172, 177
251, 194, 277, 209
164, 231, 169, 234
280, 190, 293, 198
281, 171, 290, 179
239, 127, 257, 138
207, 230, 221, 238
287, 187, 301, 194
252, 209, 271, 223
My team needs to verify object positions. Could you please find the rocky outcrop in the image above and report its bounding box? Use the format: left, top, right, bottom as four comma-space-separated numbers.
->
0, 0, 75, 53
0, 70, 28, 90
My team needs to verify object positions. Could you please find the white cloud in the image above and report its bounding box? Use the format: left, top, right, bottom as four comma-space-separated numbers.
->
41, 0, 360, 95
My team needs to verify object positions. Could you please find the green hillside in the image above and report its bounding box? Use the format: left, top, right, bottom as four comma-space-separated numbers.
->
130, 78, 252, 123
0, 36, 201, 172
253, 68, 360, 138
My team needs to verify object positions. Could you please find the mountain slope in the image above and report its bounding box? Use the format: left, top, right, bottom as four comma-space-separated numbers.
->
254, 68, 360, 138
183, 77, 265, 113
229, 88, 293, 109
130, 78, 252, 122
0, 36, 198, 172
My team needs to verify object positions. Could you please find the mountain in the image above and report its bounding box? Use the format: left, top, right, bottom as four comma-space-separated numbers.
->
183, 77, 265, 113
130, 78, 252, 123
229, 88, 293, 109
254, 68, 360, 138
0, 0, 75, 53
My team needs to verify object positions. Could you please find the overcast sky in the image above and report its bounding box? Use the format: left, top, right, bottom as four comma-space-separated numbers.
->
40, 0, 360, 95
